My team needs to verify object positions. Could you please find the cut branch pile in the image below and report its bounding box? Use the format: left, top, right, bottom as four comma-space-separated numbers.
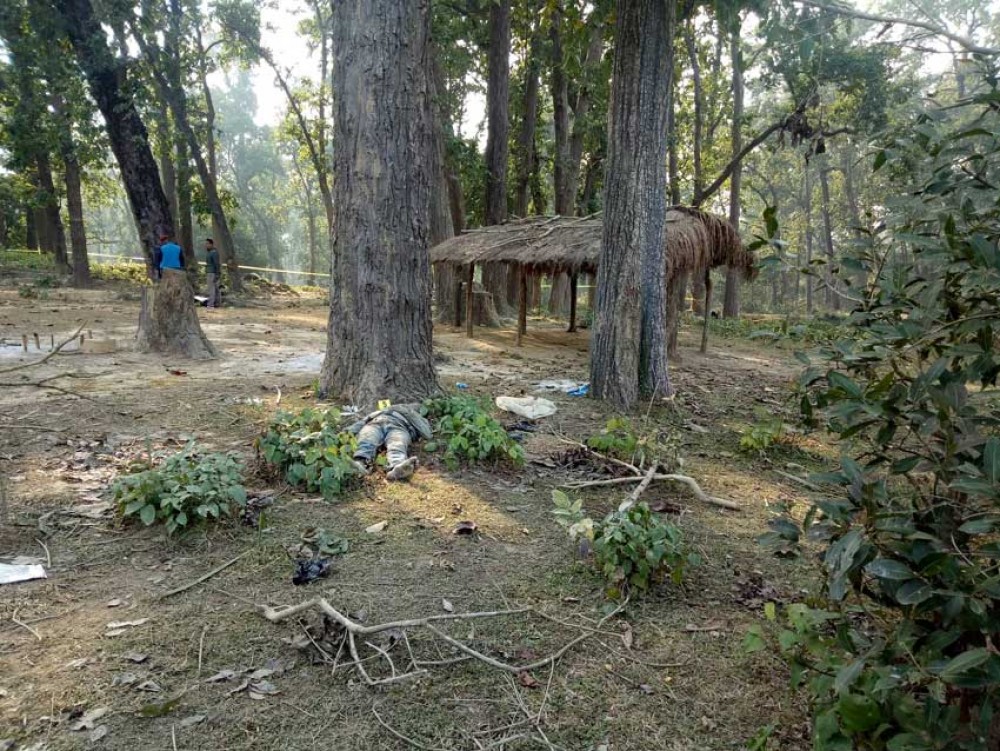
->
256, 597, 622, 688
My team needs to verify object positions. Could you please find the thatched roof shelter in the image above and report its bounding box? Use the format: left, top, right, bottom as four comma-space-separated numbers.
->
432, 206, 755, 341
431, 206, 755, 280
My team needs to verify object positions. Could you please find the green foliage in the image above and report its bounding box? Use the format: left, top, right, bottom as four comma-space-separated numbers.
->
552, 490, 695, 599
708, 315, 847, 347
300, 526, 349, 557
586, 417, 640, 461
91, 260, 150, 285
739, 409, 787, 455
112, 443, 247, 535
421, 395, 524, 468
0, 249, 55, 271
257, 408, 361, 499
760, 69, 1000, 751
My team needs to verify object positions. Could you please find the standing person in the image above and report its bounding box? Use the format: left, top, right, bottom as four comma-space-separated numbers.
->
158, 233, 184, 275
204, 238, 221, 308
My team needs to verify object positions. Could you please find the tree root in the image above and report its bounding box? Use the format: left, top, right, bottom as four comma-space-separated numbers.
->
256, 597, 623, 687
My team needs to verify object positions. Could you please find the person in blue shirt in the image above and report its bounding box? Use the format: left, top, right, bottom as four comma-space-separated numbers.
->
158, 234, 185, 275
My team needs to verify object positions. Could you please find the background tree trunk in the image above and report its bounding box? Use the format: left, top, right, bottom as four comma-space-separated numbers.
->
819, 165, 838, 311
63, 153, 90, 287
53, 0, 213, 357
25, 209, 37, 250
591, 0, 671, 408
321, 0, 438, 406
430, 49, 457, 324
36, 153, 70, 274
549, 6, 571, 216
137, 271, 216, 359
805, 166, 814, 313
482, 0, 512, 316
722, 20, 743, 319
686, 23, 704, 206
513, 18, 541, 218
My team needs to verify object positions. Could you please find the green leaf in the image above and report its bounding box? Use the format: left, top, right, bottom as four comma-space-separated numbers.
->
895, 579, 933, 605
834, 659, 865, 695
139, 504, 156, 526
873, 150, 887, 171
837, 693, 881, 732
764, 602, 776, 621
939, 648, 990, 682
984, 437, 1000, 484
865, 558, 915, 581
742, 625, 766, 654
228, 485, 247, 505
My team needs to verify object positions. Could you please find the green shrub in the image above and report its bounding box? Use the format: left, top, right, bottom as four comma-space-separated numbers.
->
257, 408, 361, 499
552, 490, 696, 599
739, 410, 787, 455
18, 285, 40, 299
112, 443, 247, 535
749, 70, 1000, 751
0, 249, 55, 271
422, 395, 524, 468
91, 260, 151, 285
587, 417, 640, 461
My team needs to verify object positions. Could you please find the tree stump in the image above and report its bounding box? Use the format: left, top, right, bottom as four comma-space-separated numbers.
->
136, 269, 217, 359
456, 283, 502, 328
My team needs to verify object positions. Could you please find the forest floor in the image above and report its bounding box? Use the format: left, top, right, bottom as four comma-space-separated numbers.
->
0, 275, 830, 751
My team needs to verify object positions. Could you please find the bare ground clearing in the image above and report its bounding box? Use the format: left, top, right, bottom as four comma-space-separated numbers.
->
0, 283, 819, 751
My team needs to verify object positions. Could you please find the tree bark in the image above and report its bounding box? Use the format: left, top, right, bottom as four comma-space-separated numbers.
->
549, 5, 572, 216
591, 0, 671, 408
429, 48, 457, 323
156, 113, 178, 225
137, 270, 216, 359
566, 18, 605, 210
25, 209, 38, 250
481, 0, 512, 316
513, 19, 541, 218
63, 153, 90, 287
686, 23, 704, 206
819, 165, 838, 311
804, 166, 814, 313
722, 20, 743, 319
53, 0, 213, 357
840, 145, 867, 295
321, 0, 438, 406
35, 154, 70, 274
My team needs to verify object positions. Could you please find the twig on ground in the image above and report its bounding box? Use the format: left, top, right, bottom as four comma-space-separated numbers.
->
36, 538, 51, 568
197, 625, 207, 678
550, 435, 641, 476
12, 610, 42, 641
773, 469, 821, 491
0, 423, 66, 432
593, 639, 688, 669
171, 725, 178, 751
619, 464, 660, 512
158, 550, 251, 600
0, 323, 85, 374
562, 473, 740, 511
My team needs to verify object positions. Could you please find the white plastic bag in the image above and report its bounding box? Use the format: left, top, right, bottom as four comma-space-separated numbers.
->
495, 396, 557, 419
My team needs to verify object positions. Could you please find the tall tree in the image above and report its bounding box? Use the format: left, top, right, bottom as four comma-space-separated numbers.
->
591, 0, 671, 408
50, 0, 214, 357
320, 0, 438, 405
481, 0, 513, 316
722, 14, 744, 319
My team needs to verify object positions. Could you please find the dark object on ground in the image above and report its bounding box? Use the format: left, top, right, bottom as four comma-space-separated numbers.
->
710, 310, 720, 319
292, 557, 332, 585
241, 492, 276, 527
507, 421, 538, 433
649, 499, 681, 514
452, 520, 478, 535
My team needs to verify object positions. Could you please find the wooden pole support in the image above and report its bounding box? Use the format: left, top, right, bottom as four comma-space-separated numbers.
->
567, 273, 579, 333
22, 335, 28, 352
700, 268, 712, 354
33, 333, 40, 351
516, 266, 527, 347
453, 275, 462, 328
465, 263, 475, 339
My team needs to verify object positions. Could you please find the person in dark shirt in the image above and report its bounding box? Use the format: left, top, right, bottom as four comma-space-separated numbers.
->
204, 238, 221, 308
158, 233, 184, 275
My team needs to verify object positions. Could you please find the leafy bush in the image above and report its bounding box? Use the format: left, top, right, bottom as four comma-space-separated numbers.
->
18, 285, 41, 299
752, 70, 1000, 751
92, 260, 151, 285
257, 408, 361, 499
708, 314, 847, 347
0, 249, 55, 271
422, 395, 524, 468
112, 444, 247, 535
587, 417, 641, 461
739, 410, 788, 455
552, 490, 695, 598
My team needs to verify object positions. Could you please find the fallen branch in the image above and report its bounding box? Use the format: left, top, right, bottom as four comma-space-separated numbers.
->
550, 435, 641, 476
372, 706, 447, 751
774, 469, 821, 491
0, 323, 86, 374
157, 550, 251, 600
12, 609, 42, 641
562, 474, 740, 511
619, 464, 660, 512
256, 596, 622, 687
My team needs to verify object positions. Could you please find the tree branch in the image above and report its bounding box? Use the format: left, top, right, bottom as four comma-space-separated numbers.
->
796, 0, 1000, 55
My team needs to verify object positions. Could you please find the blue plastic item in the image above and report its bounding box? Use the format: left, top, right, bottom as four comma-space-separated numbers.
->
567, 383, 589, 397
456, 383, 469, 390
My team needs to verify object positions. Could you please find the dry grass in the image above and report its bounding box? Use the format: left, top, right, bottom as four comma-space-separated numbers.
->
0, 288, 822, 750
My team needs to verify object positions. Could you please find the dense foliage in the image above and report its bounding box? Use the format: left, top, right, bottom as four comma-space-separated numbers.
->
749, 68, 1000, 751
112, 443, 247, 535
257, 408, 361, 499
421, 395, 524, 468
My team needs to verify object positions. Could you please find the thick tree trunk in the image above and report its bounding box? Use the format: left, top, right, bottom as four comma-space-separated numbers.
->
513, 21, 541, 218
54, 0, 213, 357
429, 51, 458, 323
137, 270, 216, 359
591, 0, 671, 408
840, 145, 867, 295
156, 115, 178, 224
819, 166, 838, 311
25, 209, 38, 250
34, 206, 50, 254
482, 0, 512, 315
529, 141, 547, 215
578, 152, 603, 215
36, 154, 70, 274
686, 23, 704, 206
549, 6, 572, 216
666, 0, 680, 206
175, 135, 194, 269
722, 22, 743, 319
321, 0, 438, 406
566, 18, 605, 210
548, 272, 571, 316
63, 154, 91, 287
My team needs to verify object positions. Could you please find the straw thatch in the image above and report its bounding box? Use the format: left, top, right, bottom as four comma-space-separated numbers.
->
430, 206, 755, 280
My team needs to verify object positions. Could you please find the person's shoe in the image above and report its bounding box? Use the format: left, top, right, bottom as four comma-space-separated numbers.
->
350, 459, 371, 475
387, 457, 417, 481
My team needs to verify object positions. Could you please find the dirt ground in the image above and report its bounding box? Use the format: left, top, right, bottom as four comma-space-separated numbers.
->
0, 278, 822, 751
